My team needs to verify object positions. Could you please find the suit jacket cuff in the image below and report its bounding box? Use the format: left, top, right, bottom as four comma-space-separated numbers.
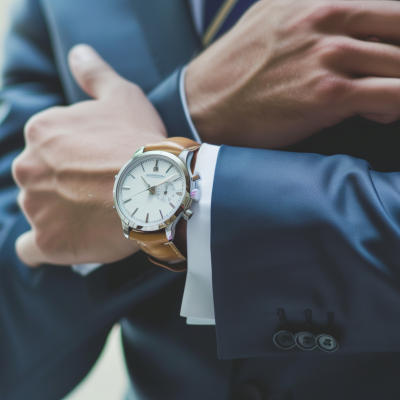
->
148, 66, 200, 141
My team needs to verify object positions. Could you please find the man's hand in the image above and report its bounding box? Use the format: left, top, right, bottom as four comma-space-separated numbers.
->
186, 0, 400, 148
12, 45, 167, 266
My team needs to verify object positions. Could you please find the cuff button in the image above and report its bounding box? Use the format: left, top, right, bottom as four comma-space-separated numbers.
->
294, 332, 317, 350
316, 334, 339, 353
273, 331, 295, 350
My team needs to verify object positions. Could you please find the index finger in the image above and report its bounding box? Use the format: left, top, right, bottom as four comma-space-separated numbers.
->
317, 1, 400, 43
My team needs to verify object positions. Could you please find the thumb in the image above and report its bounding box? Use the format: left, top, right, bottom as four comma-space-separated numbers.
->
68, 44, 126, 99
16, 230, 46, 268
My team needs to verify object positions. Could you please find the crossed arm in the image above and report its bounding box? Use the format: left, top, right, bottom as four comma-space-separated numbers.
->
2, 0, 400, 367
11, 0, 400, 266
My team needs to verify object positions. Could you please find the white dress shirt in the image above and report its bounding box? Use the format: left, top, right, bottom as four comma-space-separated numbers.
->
181, 143, 218, 325
74, 0, 217, 326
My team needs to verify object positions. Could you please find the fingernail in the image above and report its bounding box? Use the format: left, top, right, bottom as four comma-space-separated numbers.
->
70, 45, 96, 65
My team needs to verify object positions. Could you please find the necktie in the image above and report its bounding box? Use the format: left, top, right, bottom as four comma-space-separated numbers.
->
203, 0, 259, 46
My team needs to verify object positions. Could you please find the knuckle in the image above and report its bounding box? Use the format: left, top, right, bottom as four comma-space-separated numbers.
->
315, 73, 350, 101
318, 37, 354, 65
12, 153, 30, 186
308, 2, 347, 28
326, 37, 352, 55
12, 151, 43, 188
24, 115, 46, 142
24, 106, 62, 143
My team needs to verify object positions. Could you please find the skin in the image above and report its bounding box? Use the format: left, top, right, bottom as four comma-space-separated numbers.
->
186, 0, 400, 148
12, 0, 400, 267
12, 46, 166, 266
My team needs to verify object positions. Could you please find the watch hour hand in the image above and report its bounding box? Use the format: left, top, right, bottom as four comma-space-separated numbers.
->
141, 175, 155, 195
141, 176, 149, 187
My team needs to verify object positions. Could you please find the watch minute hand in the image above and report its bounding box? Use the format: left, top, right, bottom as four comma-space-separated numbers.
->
151, 173, 179, 189
131, 174, 179, 197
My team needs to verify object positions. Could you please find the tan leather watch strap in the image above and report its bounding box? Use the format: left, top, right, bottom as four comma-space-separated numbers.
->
144, 137, 200, 157
129, 230, 187, 272
129, 137, 200, 272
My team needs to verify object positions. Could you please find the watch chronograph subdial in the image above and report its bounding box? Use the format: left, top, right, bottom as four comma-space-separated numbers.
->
156, 182, 176, 203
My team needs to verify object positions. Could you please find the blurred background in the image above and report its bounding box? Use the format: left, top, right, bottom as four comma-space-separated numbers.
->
0, 1, 129, 399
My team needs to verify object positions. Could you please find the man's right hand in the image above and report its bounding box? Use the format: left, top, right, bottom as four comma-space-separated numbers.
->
186, 0, 400, 149
12, 45, 167, 267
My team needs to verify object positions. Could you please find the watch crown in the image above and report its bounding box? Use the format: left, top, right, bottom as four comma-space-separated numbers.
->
183, 209, 194, 221
192, 172, 202, 182
190, 188, 201, 201
115, 175, 118, 179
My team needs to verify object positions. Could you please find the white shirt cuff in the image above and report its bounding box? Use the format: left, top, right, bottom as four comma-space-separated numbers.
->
72, 263, 102, 276
181, 143, 220, 325
179, 66, 202, 143
186, 317, 216, 325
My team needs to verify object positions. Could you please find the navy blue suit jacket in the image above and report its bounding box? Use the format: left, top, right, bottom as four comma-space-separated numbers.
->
3, 1, 400, 399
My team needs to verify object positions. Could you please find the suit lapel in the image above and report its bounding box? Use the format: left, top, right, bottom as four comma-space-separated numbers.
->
130, 0, 202, 79
42, 0, 201, 102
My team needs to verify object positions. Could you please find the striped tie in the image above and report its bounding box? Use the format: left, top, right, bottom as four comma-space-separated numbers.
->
202, 0, 259, 46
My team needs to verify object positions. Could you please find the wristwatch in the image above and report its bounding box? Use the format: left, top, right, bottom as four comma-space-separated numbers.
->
113, 137, 201, 271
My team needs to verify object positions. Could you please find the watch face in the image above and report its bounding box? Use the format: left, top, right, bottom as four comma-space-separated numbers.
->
115, 153, 187, 229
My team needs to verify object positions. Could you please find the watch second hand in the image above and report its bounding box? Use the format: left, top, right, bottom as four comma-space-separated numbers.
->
130, 173, 179, 198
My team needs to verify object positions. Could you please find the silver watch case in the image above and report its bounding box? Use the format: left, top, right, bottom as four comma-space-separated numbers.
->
113, 147, 198, 240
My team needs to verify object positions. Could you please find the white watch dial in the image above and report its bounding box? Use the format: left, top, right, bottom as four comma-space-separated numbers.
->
116, 155, 186, 227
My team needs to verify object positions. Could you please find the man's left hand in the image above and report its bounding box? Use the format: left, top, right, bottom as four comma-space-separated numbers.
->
12, 45, 167, 267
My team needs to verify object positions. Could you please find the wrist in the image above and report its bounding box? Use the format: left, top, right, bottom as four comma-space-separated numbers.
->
185, 58, 224, 145
185, 30, 248, 146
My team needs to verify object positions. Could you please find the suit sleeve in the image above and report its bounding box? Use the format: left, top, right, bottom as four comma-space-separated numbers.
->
148, 67, 198, 141
211, 145, 400, 359
0, 0, 66, 221
0, 1, 109, 399
0, 2, 159, 399
0, 0, 203, 396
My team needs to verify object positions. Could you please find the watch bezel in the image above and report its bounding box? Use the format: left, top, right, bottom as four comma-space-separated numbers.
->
113, 150, 191, 232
